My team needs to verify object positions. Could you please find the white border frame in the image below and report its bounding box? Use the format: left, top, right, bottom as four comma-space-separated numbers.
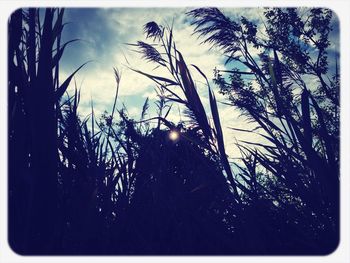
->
1, 1, 349, 263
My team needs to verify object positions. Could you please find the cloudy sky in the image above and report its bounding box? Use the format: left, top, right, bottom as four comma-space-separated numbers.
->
58, 8, 339, 160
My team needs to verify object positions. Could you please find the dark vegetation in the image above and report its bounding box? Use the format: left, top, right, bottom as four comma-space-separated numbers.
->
8, 7, 339, 255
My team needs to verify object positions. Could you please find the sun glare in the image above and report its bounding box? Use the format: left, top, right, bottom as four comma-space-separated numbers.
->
169, 130, 180, 141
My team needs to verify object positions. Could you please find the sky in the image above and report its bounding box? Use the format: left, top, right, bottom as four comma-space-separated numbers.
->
58, 7, 340, 160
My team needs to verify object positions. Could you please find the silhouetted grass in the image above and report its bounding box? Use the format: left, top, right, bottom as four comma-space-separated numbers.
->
189, 7, 339, 253
8, 7, 339, 255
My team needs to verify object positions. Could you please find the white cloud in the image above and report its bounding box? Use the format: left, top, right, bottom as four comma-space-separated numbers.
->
62, 8, 325, 161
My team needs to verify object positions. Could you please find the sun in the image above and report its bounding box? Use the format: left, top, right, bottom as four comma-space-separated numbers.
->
169, 130, 180, 141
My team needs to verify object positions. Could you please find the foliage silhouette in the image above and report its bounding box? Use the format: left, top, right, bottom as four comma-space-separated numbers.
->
8, 8, 86, 254
8, 7, 339, 255
189, 7, 339, 253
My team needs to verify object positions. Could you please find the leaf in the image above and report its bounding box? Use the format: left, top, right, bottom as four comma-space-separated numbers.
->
191, 64, 208, 83
273, 49, 283, 85
52, 9, 65, 43
55, 61, 90, 101
163, 104, 173, 119
209, 85, 240, 201
52, 39, 80, 68
176, 52, 212, 139
140, 97, 149, 120
130, 68, 179, 86
167, 26, 174, 74
301, 89, 312, 148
